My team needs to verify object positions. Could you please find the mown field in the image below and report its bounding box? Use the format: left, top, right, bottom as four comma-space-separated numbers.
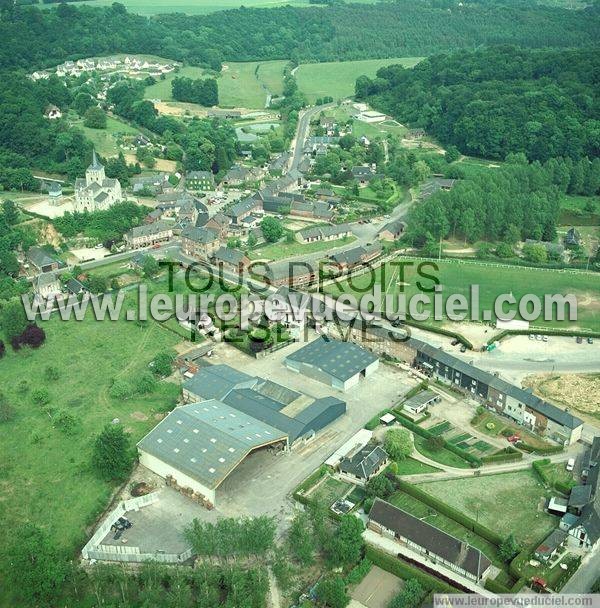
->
419, 470, 558, 546
324, 257, 600, 332
219, 60, 288, 108
144, 65, 209, 100
296, 57, 423, 103
248, 235, 356, 261
0, 305, 181, 589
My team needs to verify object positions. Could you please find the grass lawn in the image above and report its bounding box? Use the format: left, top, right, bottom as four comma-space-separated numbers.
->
77, 115, 139, 157
308, 475, 353, 508
388, 490, 502, 567
219, 61, 288, 108
472, 410, 555, 450
534, 460, 576, 490
248, 235, 356, 261
0, 308, 181, 587
323, 257, 600, 332
296, 57, 423, 103
391, 457, 440, 476
144, 65, 209, 100
558, 194, 600, 226
420, 470, 558, 546
413, 435, 472, 469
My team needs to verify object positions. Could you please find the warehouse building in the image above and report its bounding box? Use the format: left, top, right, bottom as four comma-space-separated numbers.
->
182, 364, 347, 445
284, 336, 379, 391
137, 400, 288, 508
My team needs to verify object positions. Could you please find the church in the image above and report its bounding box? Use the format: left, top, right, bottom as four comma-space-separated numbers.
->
74, 150, 122, 212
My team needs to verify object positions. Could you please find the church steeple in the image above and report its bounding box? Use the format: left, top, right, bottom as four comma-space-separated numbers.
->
86, 149, 105, 185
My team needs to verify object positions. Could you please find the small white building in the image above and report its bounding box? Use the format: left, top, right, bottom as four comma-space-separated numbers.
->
359, 110, 386, 123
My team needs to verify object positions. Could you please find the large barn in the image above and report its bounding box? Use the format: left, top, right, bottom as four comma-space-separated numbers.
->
138, 364, 347, 507
284, 336, 379, 391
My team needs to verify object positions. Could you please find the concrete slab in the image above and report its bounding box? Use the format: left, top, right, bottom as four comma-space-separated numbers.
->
351, 566, 402, 608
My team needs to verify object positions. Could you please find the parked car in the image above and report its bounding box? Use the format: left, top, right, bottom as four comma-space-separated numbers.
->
542, 335, 548, 342
536, 334, 543, 341
566, 458, 575, 472
576, 336, 583, 344
451, 338, 459, 346
460, 344, 467, 353
529, 334, 535, 340
588, 337, 594, 344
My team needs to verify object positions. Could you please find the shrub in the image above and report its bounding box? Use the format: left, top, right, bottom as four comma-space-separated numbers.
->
53, 411, 79, 435
485, 422, 495, 430
0, 340, 5, 358
109, 379, 134, 400
384, 428, 413, 460
484, 578, 511, 594
31, 388, 50, 406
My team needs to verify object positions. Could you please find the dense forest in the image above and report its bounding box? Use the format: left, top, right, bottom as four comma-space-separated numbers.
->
0, 1, 599, 70
405, 154, 600, 247
356, 46, 600, 162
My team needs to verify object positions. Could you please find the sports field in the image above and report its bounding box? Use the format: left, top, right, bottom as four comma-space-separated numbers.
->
324, 257, 600, 331
296, 57, 423, 103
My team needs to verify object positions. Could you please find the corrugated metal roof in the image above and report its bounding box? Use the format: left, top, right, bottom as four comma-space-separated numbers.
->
286, 336, 378, 382
137, 400, 287, 489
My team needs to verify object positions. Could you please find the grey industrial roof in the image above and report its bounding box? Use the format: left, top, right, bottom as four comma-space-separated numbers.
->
298, 223, 351, 240
213, 246, 246, 266
28, 246, 57, 269
569, 485, 593, 508
286, 336, 378, 382
369, 499, 491, 578
128, 220, 171, 239
137, 401, 287, 489
183, 364, 256, 400
404, 389, 439, 409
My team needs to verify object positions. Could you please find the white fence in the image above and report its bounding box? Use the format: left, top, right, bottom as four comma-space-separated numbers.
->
82, 491, 192, 564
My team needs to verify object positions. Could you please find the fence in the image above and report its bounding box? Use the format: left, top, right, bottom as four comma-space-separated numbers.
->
81, 491, 190, 564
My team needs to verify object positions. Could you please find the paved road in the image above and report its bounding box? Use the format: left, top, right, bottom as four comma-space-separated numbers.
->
289, 103, 334, 172
561, 545, 599, 593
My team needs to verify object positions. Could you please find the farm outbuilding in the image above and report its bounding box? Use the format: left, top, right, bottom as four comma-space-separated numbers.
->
284, 336, 379, 391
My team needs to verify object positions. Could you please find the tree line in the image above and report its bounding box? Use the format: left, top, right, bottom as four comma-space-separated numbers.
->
356, 46, 600, 162
172, 76, 218, 106
404, 154, 600, 247
1, 1, 598, 71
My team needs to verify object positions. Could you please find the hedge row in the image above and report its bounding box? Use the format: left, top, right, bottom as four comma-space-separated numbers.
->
402, 319, 473, 350
365, 546, 458, 594
395, 415, 482, 467
482, 447, 523, 464
488, 327, 600, 346
344, 558, 373, 586
293, 465, 327, 498
532, 459, 573, 495
519, 442, 564, 455
396, 479, 503, 546
484, 578, 511, 594
365, 408, 392, 431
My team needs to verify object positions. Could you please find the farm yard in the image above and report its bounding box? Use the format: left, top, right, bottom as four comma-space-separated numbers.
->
419, 470, 559, 546
323, 257, 600, 332
295, 57, 423, 103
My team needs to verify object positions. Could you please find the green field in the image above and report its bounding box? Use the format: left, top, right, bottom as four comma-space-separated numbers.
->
78, 115, 139, 157
47, 0, 314, 15
413, 435, 472, 469
0, 308, 180, 591
391, 457, 440, 475
296, 57, 423, 103
420, 470, 558, 545
308, 475, 353, 508
144, 65, 209, 100
248, 235, 356, 261
324, 257, 600, 332
219, 60, 288, 108
389, 490, 502, 566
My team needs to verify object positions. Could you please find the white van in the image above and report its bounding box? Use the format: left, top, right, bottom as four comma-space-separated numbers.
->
566, 458, 575, 472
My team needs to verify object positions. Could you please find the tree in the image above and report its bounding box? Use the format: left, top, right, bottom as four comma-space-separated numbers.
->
6, 523, 67, 604
109, 379, 134, 400
316, 575, 349, 608
499, 534, 520, 562
92, 424, 133, 482
152, 351, 174, 377
365, 473, 394, 499
445, 145, 460, 163
389, 579, 424, 608
2, 199, 19, 225
142, 255, 159, 278
288, 512, 316, 565
495, 242, 513, 258
20, 324, 46, 348
83, 106, 107, 129
260, 217, 284, 243
425, 435, 444, 451
85, 274, 107, 294
0, 299, 28, 340
247, 232, 258, 248
330, 514, 364, 566
0, 340, 5, 359
384, 428, 413, 461
135, 371, 157, 395
522, 242, 548, 264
